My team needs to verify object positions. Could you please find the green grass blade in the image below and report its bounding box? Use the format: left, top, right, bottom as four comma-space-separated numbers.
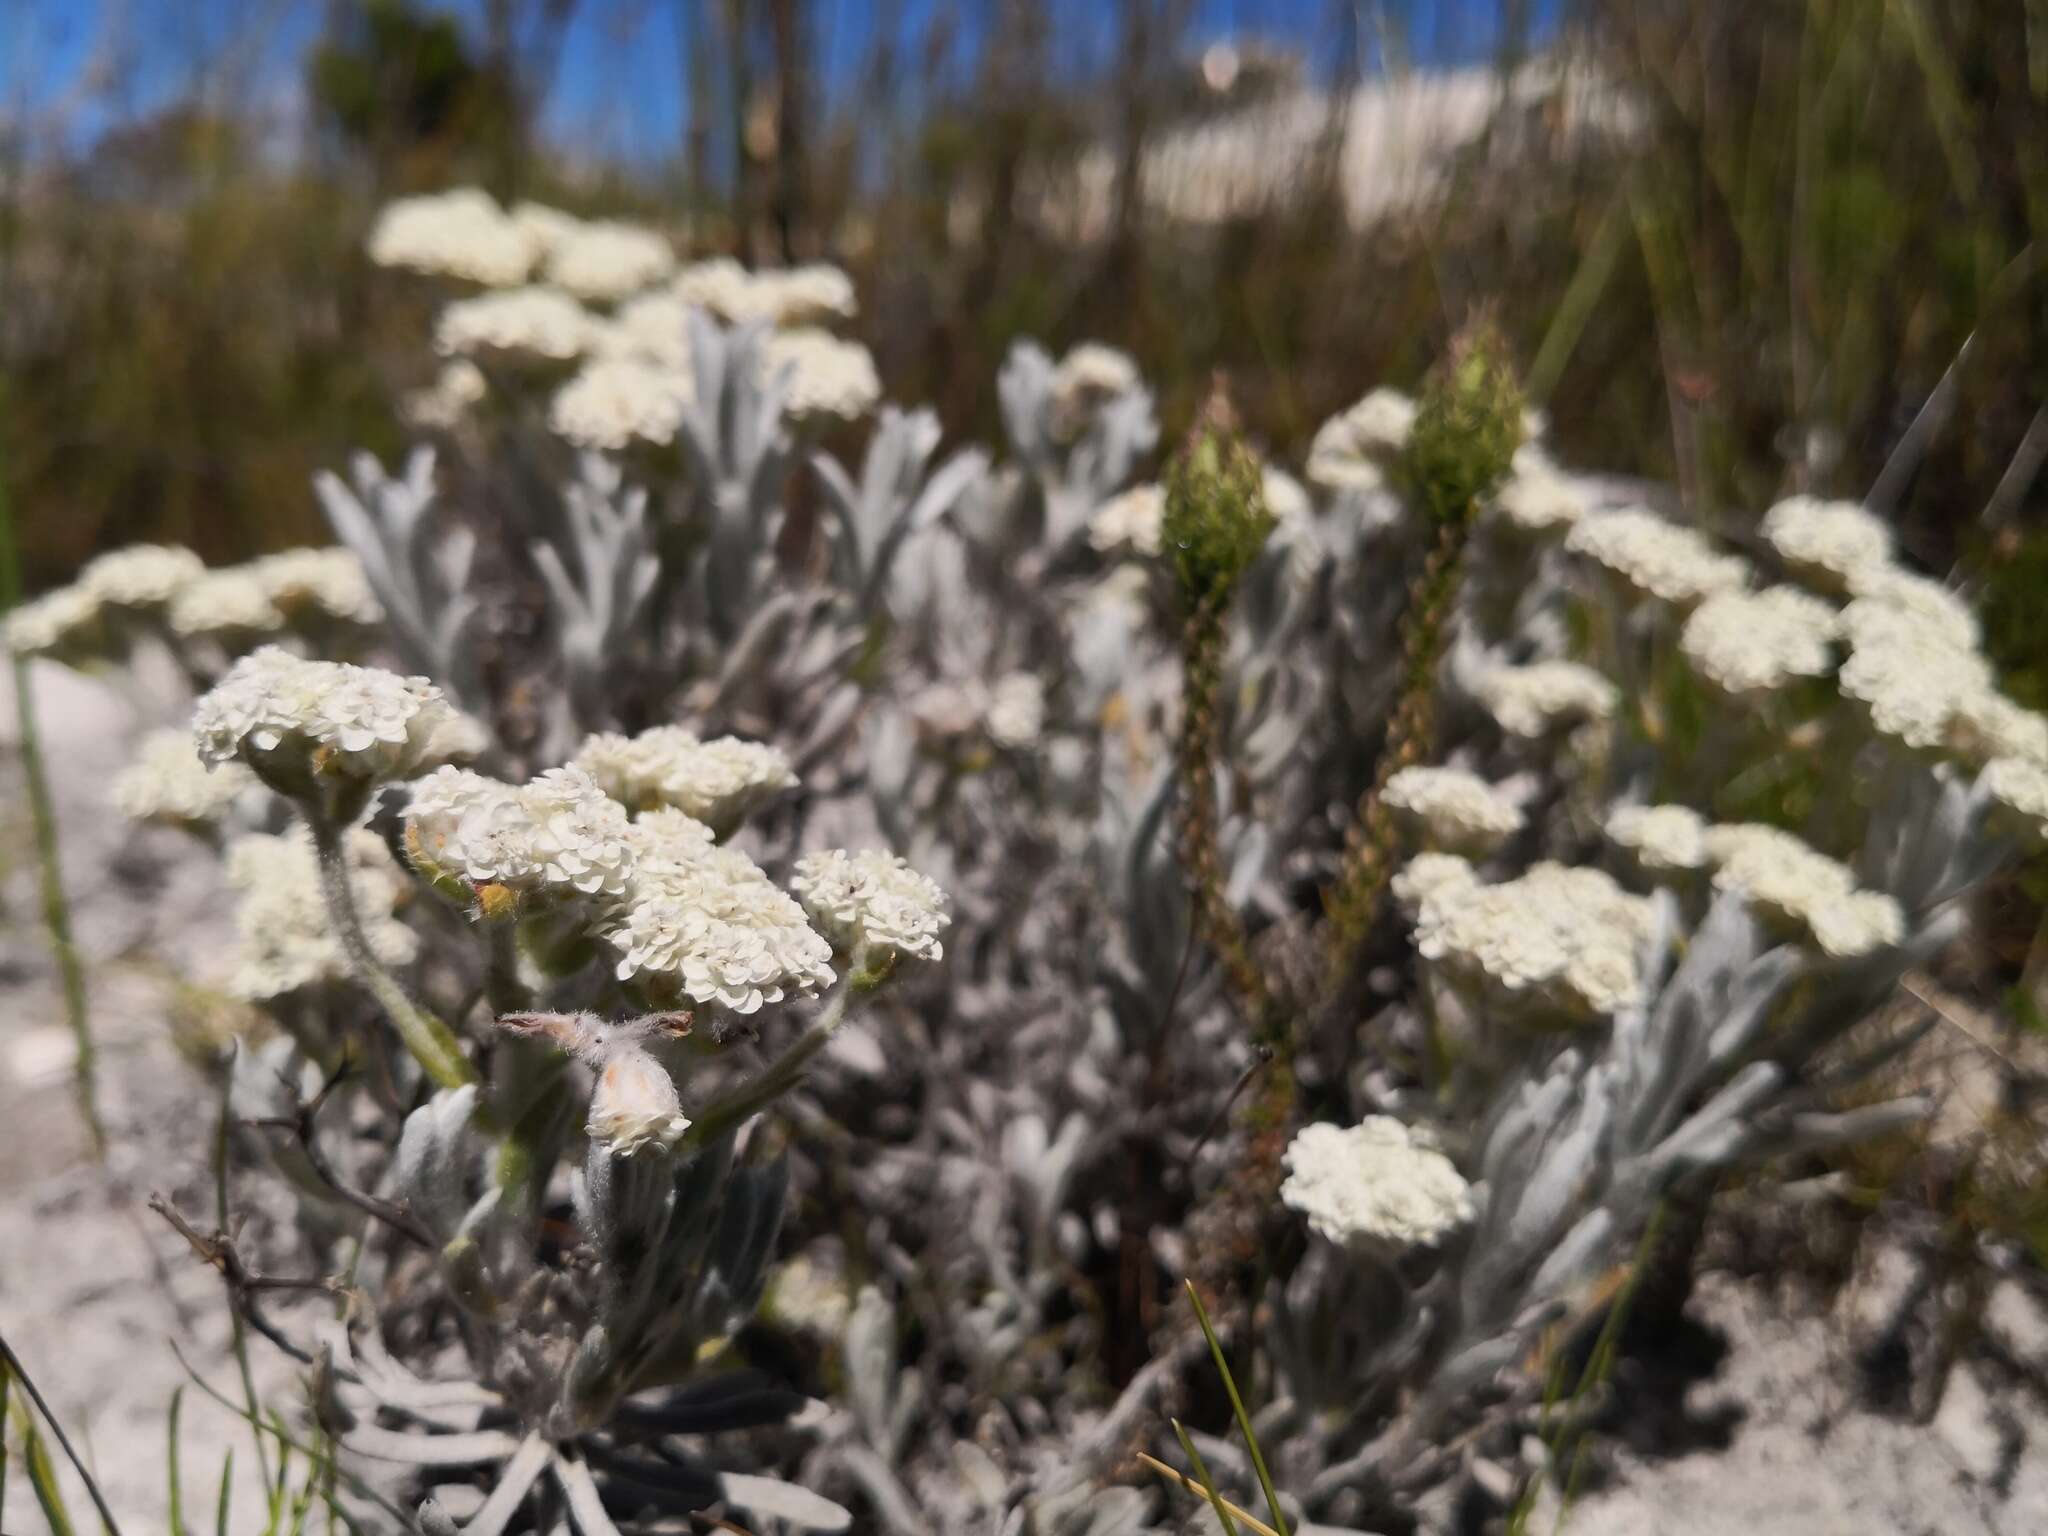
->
214, 1447, 233, 1536
1, 1361, 10, 1524
168, 1388, 188, 1536
22, 1408, 79, 1536
1185, 1279, 1291, 1536
1171, 1418, 1241, 1536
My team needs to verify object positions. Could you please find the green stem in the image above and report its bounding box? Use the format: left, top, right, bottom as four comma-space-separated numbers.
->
682, 972, 865, 1149
308, 816, 475, 1093
0, 408, 102, 1154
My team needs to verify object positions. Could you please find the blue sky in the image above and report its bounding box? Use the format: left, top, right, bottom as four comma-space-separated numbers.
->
5, 1, 1558, 164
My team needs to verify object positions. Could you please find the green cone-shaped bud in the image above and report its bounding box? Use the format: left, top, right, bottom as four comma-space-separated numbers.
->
1404, 317, 1526, 524
1163, 389, 1274, 608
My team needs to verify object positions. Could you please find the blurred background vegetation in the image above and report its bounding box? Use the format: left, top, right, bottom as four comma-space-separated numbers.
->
3, 0, 2045, 664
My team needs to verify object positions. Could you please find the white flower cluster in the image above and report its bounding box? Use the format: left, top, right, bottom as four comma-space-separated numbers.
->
606, 839, 837, 1014
1281, 1117, 1474, 1248
1566, 508, 1752, 605
79, 544, 205, 609
671, 259, 858, 327
761, 329, 882, 421
550, 358, 695, 451
1383, 765, 1524, 854
1472, 660, 1616, 738
1490, 449, 1588, 534
1836, 601, 1995, 753
586, 1045, 691, 1157
573, 727, 798, 832
983, 672, 1047, 749
1088, 483, 1165, 556
1760, 495, 1893, 589
1701, 822, 1904, 957
6, 583, 107, 657
1842, 565, 1978, 650
251, 547, 384, 626
1982, 757, 2048, 839
168, 569, 285, 639
223, 826, 417, 1000
1604, 802, 1709, 872
367, 188, 536, 286
1411, 859, 1658, 1016
597, 291, 697, 370
1679, 585, 1839, 694
1047, 343, 1142, 440
1390, 851, 1479, 916
194, 647, 481, 788
113, 728, 262, 827
405, 765, 636, 906
402, 359, 489, 430
543, 219, 676, 303
1306, 387, 1416, 494
790, 849, 951, 964
435, 286, 596, 362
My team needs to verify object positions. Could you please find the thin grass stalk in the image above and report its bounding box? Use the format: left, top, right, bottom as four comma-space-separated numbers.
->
0, 1329, 126, 1536
0, 393, 103, 1155
1185, 1279, 1291, 1536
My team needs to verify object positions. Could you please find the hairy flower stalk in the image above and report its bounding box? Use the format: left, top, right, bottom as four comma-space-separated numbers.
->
1324, 320, 1525, 979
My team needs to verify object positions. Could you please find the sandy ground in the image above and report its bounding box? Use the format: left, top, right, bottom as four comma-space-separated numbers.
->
2, 659, 2045, 1535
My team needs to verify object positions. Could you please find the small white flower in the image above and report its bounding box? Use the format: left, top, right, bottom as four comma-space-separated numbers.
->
79, 544, 204, 610
1491, 461, 1588, 535
587, 1045, 691, 1156
1679, 586, 1839, 694
549, 358, 695, 450
1605, 803, 1709, 872
1088, 483, 1165, 556
5, 584, 105, 657
223, 826, 416, 1000
435, 286, 597, 361
1566, 508, 1752, 605
508, 201, 584, 256
671, 260, 858, 327
595, 290, 697, 370
368, 188, 537, 286
983, 673, 1047, 749
791, 849, 951, 963
1947, 689, 2048, 767
406, 764, 635, 905
1390, 852, 1477, 917
401, 359, 489, 430
1836, 613, 1993, 752
1411, 860, 1655, 1016
194, 647, 480, 793
113, 728, 261, 826
1048, 344, 1143, 440
1842, 564, 1978, 650
1761, 495, 1892, 589
253, 547, 384, 626
1702, 822, 1903, 957
1306, 387, 1416, 493
1473, 659, 1616, 738
573, 727, 797, 833
760, 329, 881, 421
1982, 757, 2048, 839
1383, 765, 1523, 854
1281, 1118, 1474, 1248
544, 219, 675, 303
167, 568, 285, 639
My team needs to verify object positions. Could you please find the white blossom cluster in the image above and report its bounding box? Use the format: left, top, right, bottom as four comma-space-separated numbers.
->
542, 219, 676, 303
435, 286, 597, 362
251, 547, 384, 627
790, 849, 951, 963
402, 360, 489, 430
1306, 386, 1416, 493
1701, 822, 1904, 957
1410, 859, 1658, 1016
572, 727, 798, 831
222, 826, 417, 1000
1382, 765, 1524, 853
606, 839, 837, 1013
367, 188, 536, 286
1836, 601, 1996, 753
79, 544, 205, 609
1604, 802, 1709, 872
671, 259, 858, 327
1088, 483, 1165, 556
1566, 508, 1752, 604
1047, 343, 1143, 440
194, 647, 482, 788
597, 291, 697, 370
1760, 495, 1893, 589
1490, 449, 1587, 534
1390, 850, 1479, 916
549, 358, 695, 450
113, 728, 263, 827
760, 329, 882, 421
405, 765, 636, 906
5, 583, 107, 657
168, 568, 286, 639
1679, 585, 1839, 694
1280, 1117, 1475, 1248
1472, 659, 1616, 738
906, 672, 1048, 751
1842, 564, 1978, 650
1981, 757, 2048, 840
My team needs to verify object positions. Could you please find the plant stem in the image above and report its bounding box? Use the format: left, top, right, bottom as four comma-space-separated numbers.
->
0, 403, 102, 1155
0, 1329, 127, 1536
683, 974, 863, 1148
308, 815, 475, 1092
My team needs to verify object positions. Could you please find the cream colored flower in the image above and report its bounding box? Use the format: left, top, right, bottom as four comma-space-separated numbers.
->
167, 568, 285, 639
114, 728, 261, 827
1281, 1118, 1474, 1248
1761, 495, 1892, 589
223, 826, 416, 1000
5, 584, 105, 658
1088, 483, 1165, 556
1383, 765, 1523, 854
1473, 659, 1616, 738
1048, 343, 1143, 439
434, 286, 597, 361
406, 764, 636, 905
761, 329, 881, 421
1842, 564, 1977, 650
1306, 387, 1416, 493
368, 188, 536, 286
1702, 823, 1903, 957
1982, 756, 2048, 839
254, 547, 384, 626
549, 358, 695, 450
1837, 612, 1993, 753
790, 849, 950, 963
79, 544, 203, 610
983, 673, 1047, 749
545, 219, 676, 303
1390, 852, 1477, 917
1947, 689, 2048, 767
1491, 461, 1588, 535
573, 727, 798, 834
401, 359, 489, 430
1566, 508, 1752, 605
587, 1045, 691, 1156
1411, 860, 1655, 1015
1679, 586, 1839, 694
1604, 803, 1709, 872
596, 290, 697, 370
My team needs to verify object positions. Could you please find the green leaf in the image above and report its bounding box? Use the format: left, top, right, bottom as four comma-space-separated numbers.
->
24, 1409, 79, 1536
1184, 1280, 1290, 1536
1171, 1418, 1240, 1536
215, 1447, 234, 1536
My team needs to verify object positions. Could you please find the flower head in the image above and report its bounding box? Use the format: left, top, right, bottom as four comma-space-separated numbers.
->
1411, 860, 1656, 1016
1306, 388, 1416, 494
1490, 458, 1587, 535
1048, 344, 1142, 440
1981, 757, 2048, 842
549, 358, 695, 450
1390, 852, 1478, 917
983, 673, 1047, 750
1088, 483, 1165, 557
1567, 508, 1752, 605
223, 826, 416, 1000
79, 544, 203, 611
402, 360, 489, 430
1281, 1118, 1474, 1248
114, 728, 262, 828
1473, 660, 1616, 738
435, 286, 597, 361
368, 188, 536, 286
5, 584, 106, 659
761, 329, 881, 421
1679, 586, 1839, 694
1701, 823, 1904, 957
1605, 803, 1709, 872
168, 568, 285, 640
1383, 765, 1524, 854
587, 1045, 691, 1156
253, 548, 383, 627
543, 219, 675, 302
405, 764, 635, 909
1842, 564, 1978, 650
1761, 495, 1892, 589
791, 849, 951, 964
1836, 611, 1993, 752
573, 727, 797, 834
